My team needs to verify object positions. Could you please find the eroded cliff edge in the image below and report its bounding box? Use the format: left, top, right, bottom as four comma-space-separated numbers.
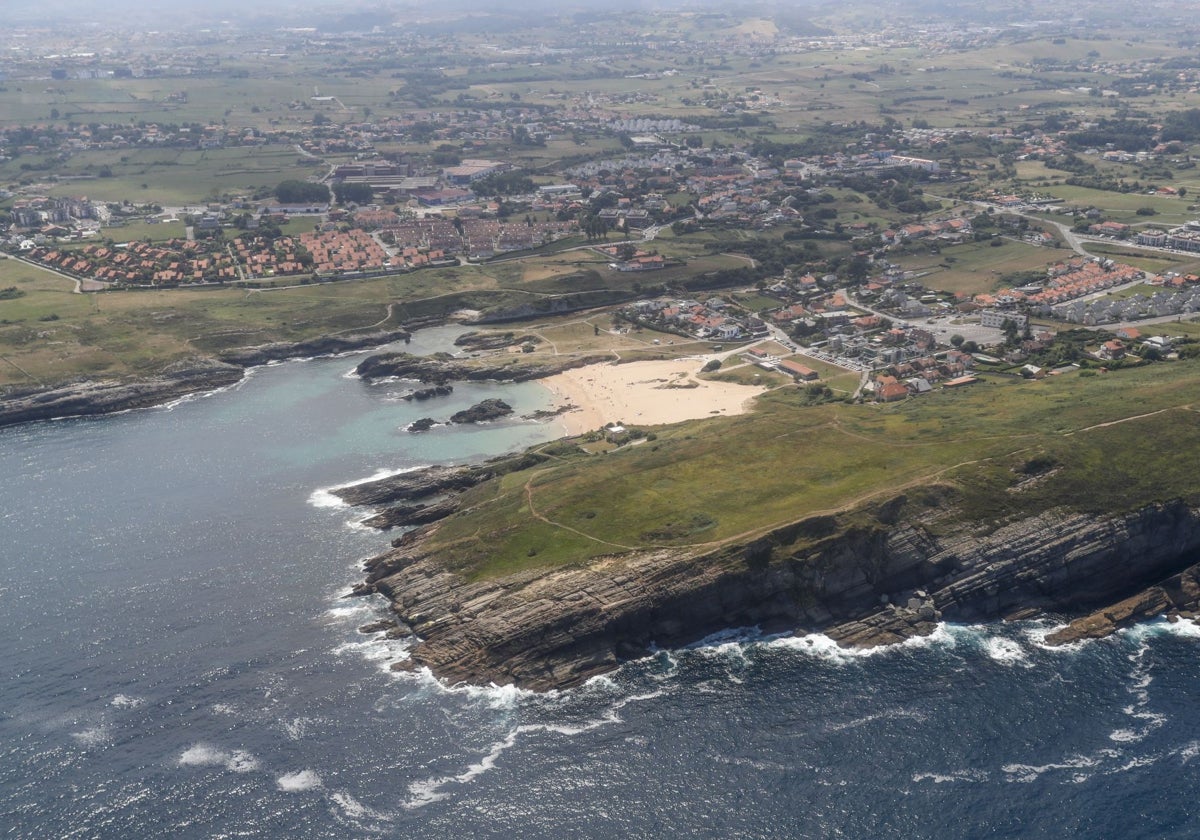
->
347, 478, 1200, 691
0, 328, 412, 428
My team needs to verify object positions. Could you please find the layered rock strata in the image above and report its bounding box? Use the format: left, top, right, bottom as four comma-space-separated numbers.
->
354, 351, 612, 383
350, 489, 1200, 691
0, 357, 244, 428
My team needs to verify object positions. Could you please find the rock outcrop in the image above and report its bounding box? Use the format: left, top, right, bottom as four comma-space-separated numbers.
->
332, 464, 498, 507
351, 496, 1200, 692
449, 399, 513, 424
0, 357, 244, 428
354, 351, 612, 383
1043, 560, 1200, 645
401, 385, 453, 401
0, 327, 416, 428
217, 328, 411, 366
454, 331, 540, 352
361, 497, 461, 530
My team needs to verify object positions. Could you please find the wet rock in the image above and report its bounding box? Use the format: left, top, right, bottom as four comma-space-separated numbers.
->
359, 619, 398, 634
362, 498, 461, 530
402, 385, 453, 401
449, 399, 512, 424
0, 357, 244, 428
218, 328, 411, 366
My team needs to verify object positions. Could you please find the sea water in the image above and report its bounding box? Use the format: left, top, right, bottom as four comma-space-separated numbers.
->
2, 326, 1198, 839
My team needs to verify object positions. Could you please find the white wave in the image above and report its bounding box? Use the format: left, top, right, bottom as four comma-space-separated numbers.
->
1108, 755, 1159, 774
226, 750, 260, 773
1002, 750, 1117, 783
912, 769, 988, 784
282, 717, 319, 741
277, 770, 323, 792
1174, 740, 1200, 764
688, 626, 764, 648
827, 708, 926, 733
982, 636, 1029, 666
403, 687, 664, 809
178, 744, 229, 767
177, 743, 259, 773
211, 703, 238, 716
1021, 620, 1080, 650
307, 489, 346, 509
332, 638, 407, 664
71, 725, 112, 747
308, 464, 432, 510
330, 790, 390, 823
324, 601, 375, 622
109, 694, 145, 709
769, 623, 956, 662
1124, 616, 1200, 641
404, 730, 519, 809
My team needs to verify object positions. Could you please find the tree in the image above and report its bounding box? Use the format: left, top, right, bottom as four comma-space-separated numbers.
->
950, 334, 965, 348
333, 181, 373, 205
1001, 318, 1020, 346
274, 180, 330, 204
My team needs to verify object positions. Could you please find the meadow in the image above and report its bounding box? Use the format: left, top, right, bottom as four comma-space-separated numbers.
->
423, 355, 1200, 578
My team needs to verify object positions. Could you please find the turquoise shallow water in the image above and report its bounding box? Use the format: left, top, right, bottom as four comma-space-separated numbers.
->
2, 327, 1199, 839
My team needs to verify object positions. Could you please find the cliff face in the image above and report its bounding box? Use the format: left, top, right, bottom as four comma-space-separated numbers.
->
216, 328, 412, 367
0, 357, 244, 428
354, 351, 613, 383
355, 498, 1200, 691
0, 327, 417, 428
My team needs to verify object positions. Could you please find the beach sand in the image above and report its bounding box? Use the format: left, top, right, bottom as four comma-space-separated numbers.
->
541, 357, 768, 436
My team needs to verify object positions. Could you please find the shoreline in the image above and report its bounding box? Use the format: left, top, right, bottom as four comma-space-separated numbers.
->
540, 357, 767, 436
0, 326, 415, 429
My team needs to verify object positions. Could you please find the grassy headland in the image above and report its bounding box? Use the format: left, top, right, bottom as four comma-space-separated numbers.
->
422, 359, 1200, 580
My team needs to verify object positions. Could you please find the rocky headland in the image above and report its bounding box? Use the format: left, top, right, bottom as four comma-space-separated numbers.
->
0, 357, 245, 428
0, 327, 415, 428
353, 350, 613, 384
345, 465, 1200, 691
216, 328, 412, 366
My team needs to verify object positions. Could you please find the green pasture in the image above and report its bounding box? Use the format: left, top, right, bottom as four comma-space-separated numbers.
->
893, 238, 1071, 296
424, 357, 1200, 578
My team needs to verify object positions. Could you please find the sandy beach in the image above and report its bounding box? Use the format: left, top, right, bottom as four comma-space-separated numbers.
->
541, 357, 768, 435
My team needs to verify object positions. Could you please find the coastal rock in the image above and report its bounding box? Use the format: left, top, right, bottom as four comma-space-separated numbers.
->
333, 465, 488, 507
354, 498, 1200, 692
0, 357, 244, 429
217, 328, 411, 366
453, 331, 540, 352
449, 399, 513, 424
406, 418, 436, 433
354, 351, 613, 384
1043, 561, 1200, 645
361, 497, 461, 530
401, 385, 453, 401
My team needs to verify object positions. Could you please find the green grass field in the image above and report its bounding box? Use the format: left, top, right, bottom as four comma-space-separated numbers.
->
893, 238, 1072, 296
422, 358, 1200, 579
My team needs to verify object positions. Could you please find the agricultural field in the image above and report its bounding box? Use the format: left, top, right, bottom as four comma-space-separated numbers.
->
891, 239, 1074, 296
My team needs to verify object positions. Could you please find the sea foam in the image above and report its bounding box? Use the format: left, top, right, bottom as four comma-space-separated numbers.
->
309, 464, 432, 510
177, 744, 260, 773
277, 770, 322, 792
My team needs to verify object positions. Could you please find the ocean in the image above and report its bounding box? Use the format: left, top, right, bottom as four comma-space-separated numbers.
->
2, 326, 1198, 839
